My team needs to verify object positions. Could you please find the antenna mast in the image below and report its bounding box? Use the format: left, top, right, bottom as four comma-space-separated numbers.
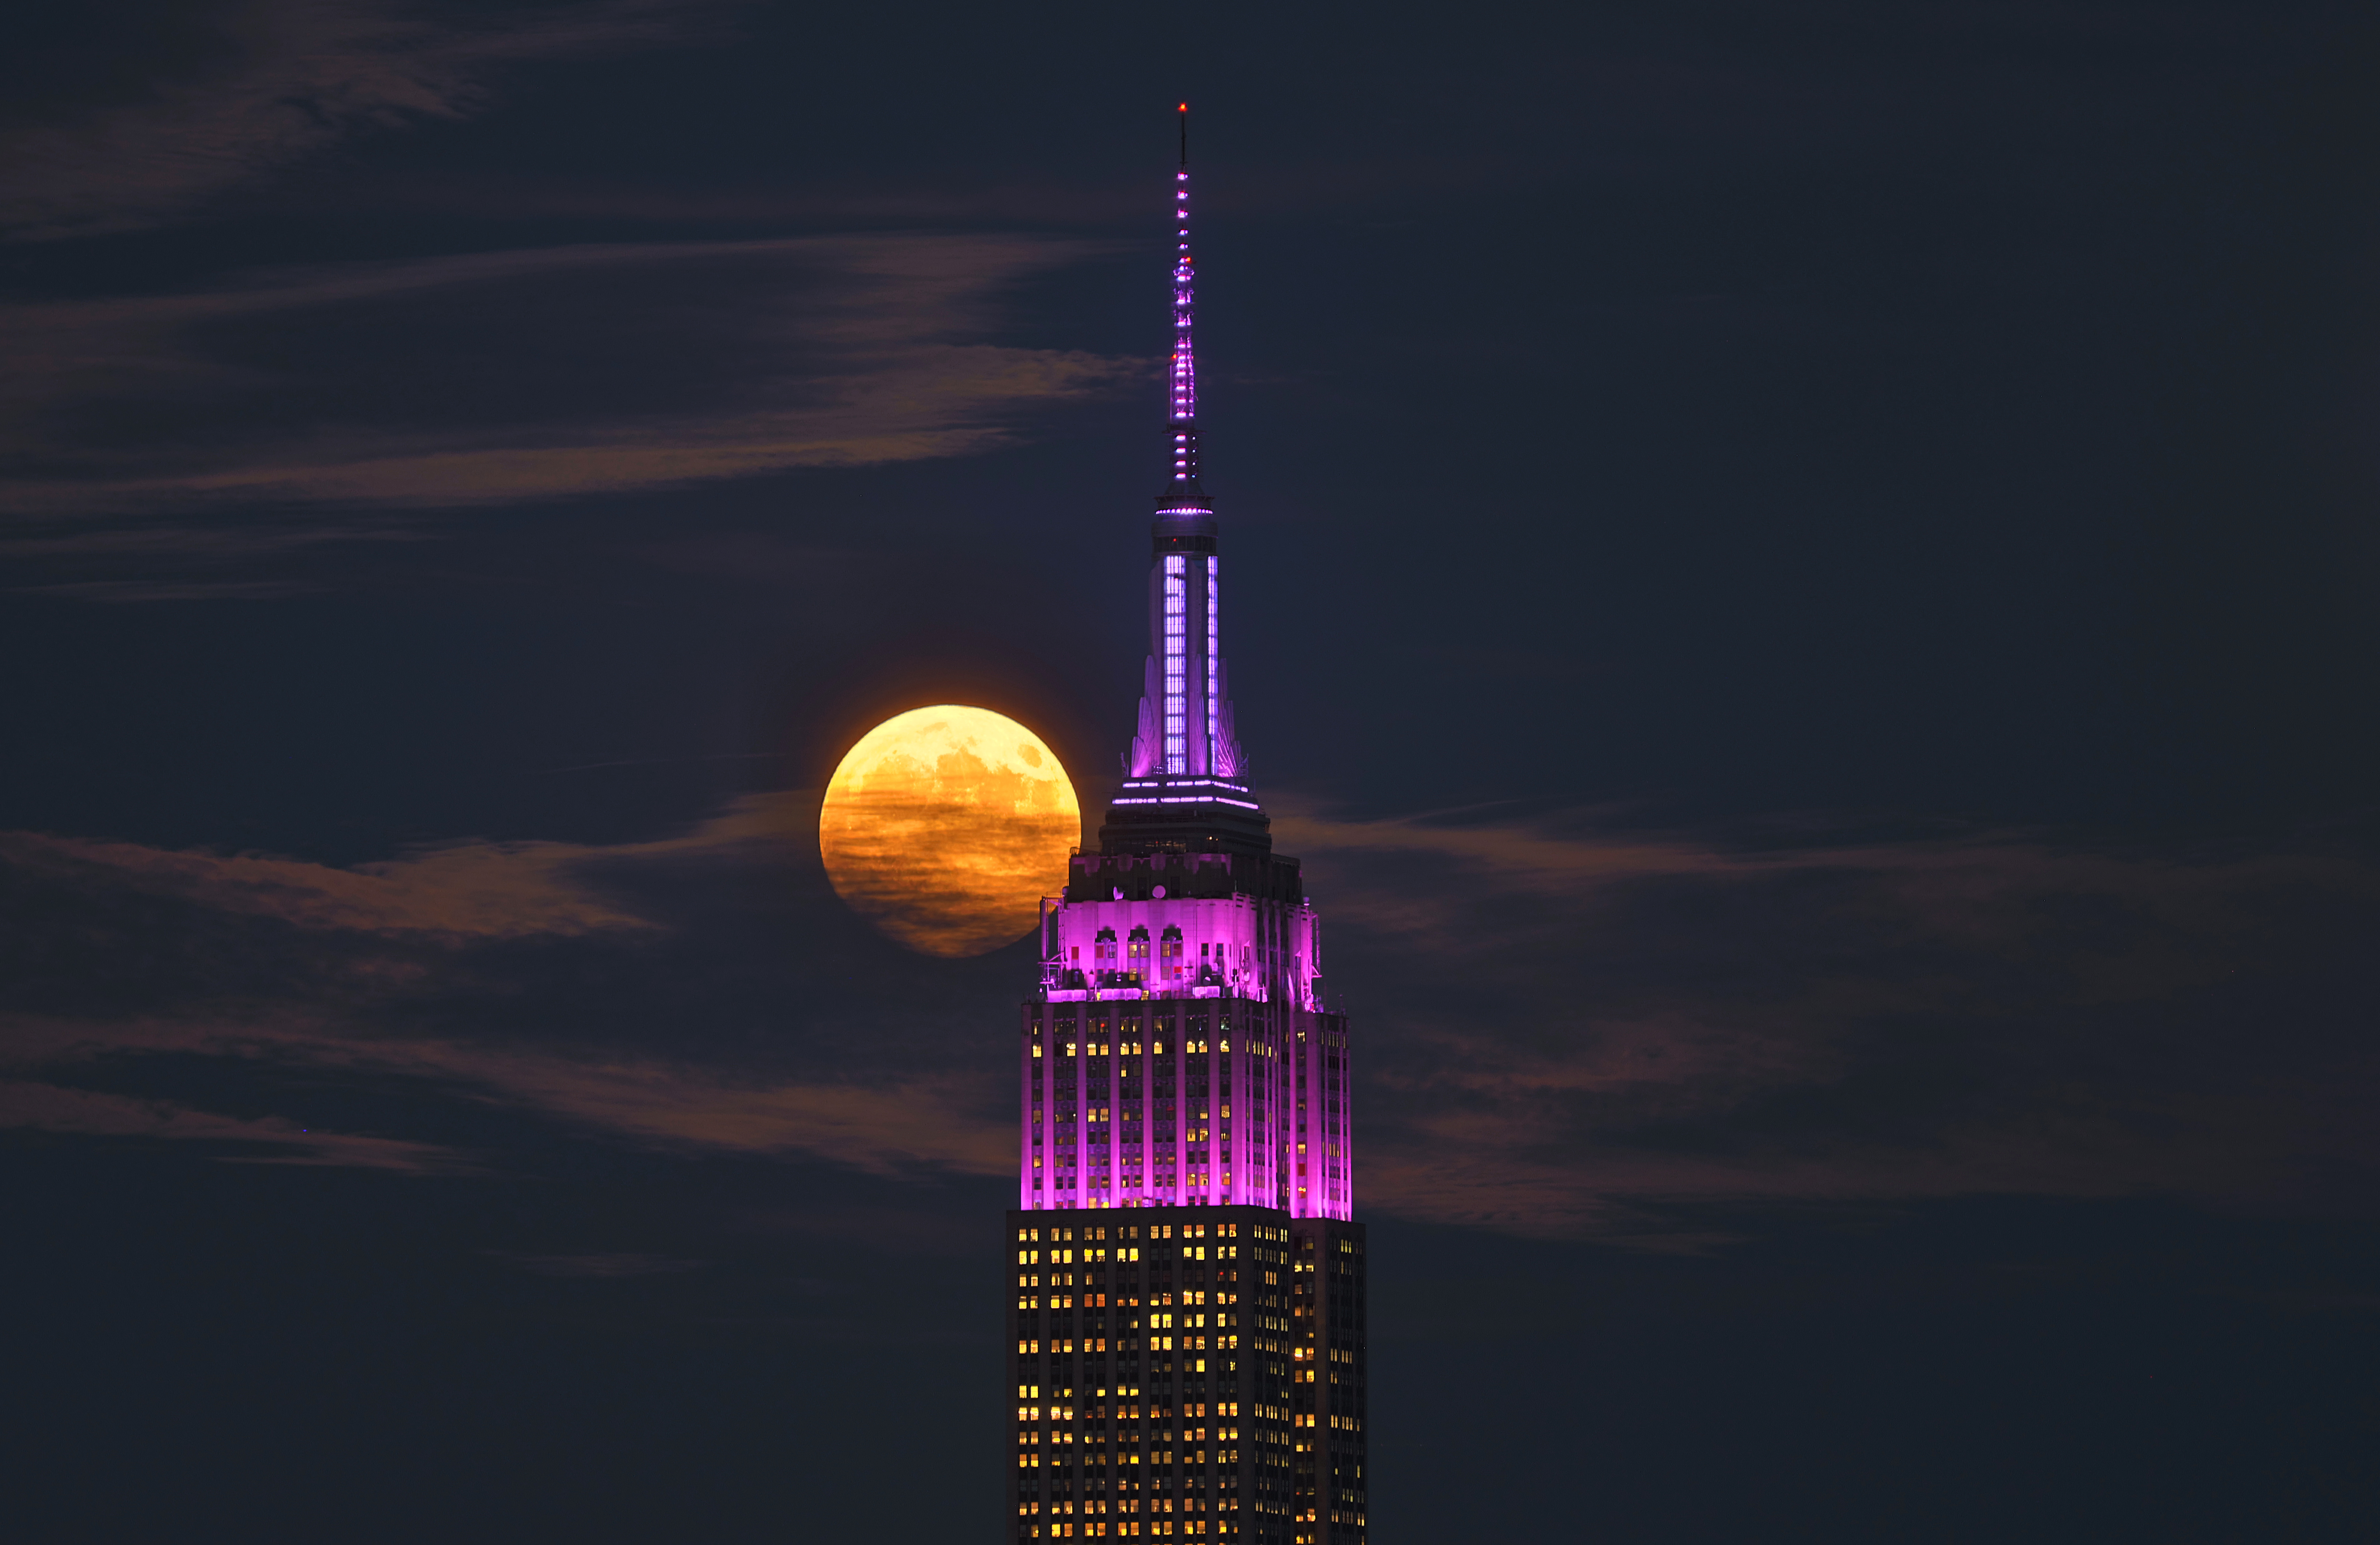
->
1162, 102, 1202, 500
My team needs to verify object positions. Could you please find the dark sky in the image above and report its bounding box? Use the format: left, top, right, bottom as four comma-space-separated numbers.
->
6, 2, 2380, 1540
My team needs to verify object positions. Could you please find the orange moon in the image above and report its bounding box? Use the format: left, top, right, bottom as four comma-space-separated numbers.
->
818, 705, 1081, 958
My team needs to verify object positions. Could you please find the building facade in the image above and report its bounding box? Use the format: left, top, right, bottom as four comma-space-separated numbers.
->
1006, 111, 1368, 1544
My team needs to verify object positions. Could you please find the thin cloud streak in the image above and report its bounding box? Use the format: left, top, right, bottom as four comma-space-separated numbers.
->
0, 828, 661, 939
1, 1014, 1010, 1182
0, 793, 1013, 1178
0, 0, 730, 241
0, 1077, 470, 1173
441, 1049, 1010, 1174
1, 234, 1140, 518
0, 788, 821, 949
1277, 798, 2380, 1238
8, 791, 2372, 1235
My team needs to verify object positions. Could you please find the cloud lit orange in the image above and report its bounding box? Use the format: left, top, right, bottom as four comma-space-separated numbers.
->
817, 705, 1079, 957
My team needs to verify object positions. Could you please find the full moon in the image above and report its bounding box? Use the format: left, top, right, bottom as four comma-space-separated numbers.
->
817, 705, 1081, 958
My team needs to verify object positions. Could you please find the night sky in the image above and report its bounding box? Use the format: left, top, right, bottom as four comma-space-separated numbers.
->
7, 3, 2380, 1540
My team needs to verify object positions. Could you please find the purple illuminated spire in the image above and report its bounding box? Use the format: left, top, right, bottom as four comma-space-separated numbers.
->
1130, 104, 1246, 784
1164, 102, 1202, 499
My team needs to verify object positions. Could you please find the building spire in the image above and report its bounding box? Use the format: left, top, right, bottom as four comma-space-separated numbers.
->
1161, 101, 1204, 506
1120, 103, 1253, 814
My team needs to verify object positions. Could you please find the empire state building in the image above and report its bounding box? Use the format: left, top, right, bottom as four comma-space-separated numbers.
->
1005, 111, 1369, 1545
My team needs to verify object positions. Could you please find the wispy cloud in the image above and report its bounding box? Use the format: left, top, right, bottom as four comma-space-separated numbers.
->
1, 1013, 1011, 1181
8, 791, 2370, 1237
0, 793, 1014, 1177
414, 1046, 1010, 1174
0, 0, 728, 242
0, 825, 662, 939
1275, 799, 2380, 1238
0, 1077, 469, 1172
1, 234, 1139, 524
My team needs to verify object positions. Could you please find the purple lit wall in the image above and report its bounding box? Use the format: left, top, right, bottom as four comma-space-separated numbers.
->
1015, 849, 1351, 1221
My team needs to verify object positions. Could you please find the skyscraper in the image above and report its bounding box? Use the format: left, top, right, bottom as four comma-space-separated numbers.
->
1007, 109, 1369, 1545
